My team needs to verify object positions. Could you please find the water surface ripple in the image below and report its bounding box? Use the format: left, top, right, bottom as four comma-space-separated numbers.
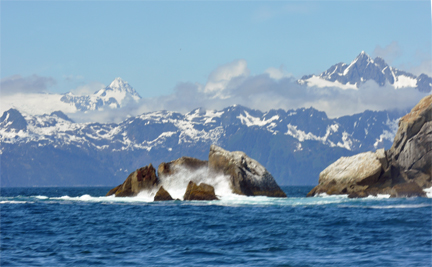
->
1, 187, 431, 266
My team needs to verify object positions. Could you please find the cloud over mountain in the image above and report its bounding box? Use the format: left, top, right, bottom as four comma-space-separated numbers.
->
1, 52, 430, 123
0, 75, 56, 96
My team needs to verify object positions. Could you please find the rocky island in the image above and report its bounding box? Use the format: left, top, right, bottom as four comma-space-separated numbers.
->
308, 95, 432, 198
107, 145, 287, 200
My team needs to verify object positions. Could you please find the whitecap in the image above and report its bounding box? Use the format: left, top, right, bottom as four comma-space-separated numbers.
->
364, 194, 391, 199
368, 204, 432, 209
0, 200, 29, 204
315, 193, 349, 199
423, 187, 432, 198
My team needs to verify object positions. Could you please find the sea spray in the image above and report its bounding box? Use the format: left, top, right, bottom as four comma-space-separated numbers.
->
423, 186, 432, 198
150, 165, 233, 200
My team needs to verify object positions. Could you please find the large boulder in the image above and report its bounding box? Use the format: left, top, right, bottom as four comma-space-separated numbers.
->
307, 150, 384, 196
183, 181, 218, 201
154, 186, 174, 201
208, 145, 287, 197
157, 157, 208, 179
308, 95, 432, 198
106, 164, 159, 197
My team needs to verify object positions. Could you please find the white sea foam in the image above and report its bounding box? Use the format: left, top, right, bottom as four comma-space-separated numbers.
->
4, 193, 343, 206
423, 187, 432, 198
315, 193, 349, 198
2, 183, 430, 207
337, 204, 432, 209
0, 201, 30, 204
146, 166, 235, 201
364, 194, 391, 199
367, 204, 432, 209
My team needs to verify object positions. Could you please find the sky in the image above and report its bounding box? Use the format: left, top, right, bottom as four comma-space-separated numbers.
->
1, 1, 432, 121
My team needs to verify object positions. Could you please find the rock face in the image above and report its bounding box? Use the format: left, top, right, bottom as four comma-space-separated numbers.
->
183, 181, 218, 201
106, 164, 159, 197
157, 157, 208, 179
208, 145, 287, 197
154, 186, 174, 201
386, 94, 432, 188
107, 146, 286, 199
308, 95, 432, 197
307, 150, 384, 196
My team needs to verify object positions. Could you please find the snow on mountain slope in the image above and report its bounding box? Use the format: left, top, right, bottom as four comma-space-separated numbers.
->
0, 105, 402, 155
60, 77, 141, 111
298, 51, 431, 92
0, 78, 141, 115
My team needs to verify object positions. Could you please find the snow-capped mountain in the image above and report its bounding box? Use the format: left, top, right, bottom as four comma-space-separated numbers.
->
0, 77, 142, 116
298, 51, 432, 92
60, 77, 141, 111
0, 105, 404, 187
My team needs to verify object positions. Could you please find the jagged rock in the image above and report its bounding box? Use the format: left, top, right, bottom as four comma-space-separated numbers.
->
183, 181, 218, 201
308, 95, 432, 198
306, 150, 384, 196
390, 182, 426, 198
386, 94, 432, 188
154, 186, 174, 201
208, 145, 287, 197
106, 164, 159, 197
157, 157, 208, 179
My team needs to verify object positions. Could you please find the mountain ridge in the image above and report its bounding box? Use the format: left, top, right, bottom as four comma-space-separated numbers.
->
1, 105, 406, 187
298, 51, 431, 92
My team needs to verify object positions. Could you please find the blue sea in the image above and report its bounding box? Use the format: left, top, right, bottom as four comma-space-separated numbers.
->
1, 186, 431, 266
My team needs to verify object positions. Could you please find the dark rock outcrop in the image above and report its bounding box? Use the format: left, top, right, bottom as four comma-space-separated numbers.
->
208, 145, 287, 197
106, 164, 159, 197
308, 95, 432, 198
154, 186, 174, 201
390, 182, 426, 198
183, 181, 218, 201
107, 146, 286, 199
157, 157, 208, 179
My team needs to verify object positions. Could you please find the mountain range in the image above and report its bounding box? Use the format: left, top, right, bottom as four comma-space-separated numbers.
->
0, 105, 405, 187
1, 51, 429, 187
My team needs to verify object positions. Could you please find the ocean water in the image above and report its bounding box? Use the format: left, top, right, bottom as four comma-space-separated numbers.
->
1, 186, 431, 266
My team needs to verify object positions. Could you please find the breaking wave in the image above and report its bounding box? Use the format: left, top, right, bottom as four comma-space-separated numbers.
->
2, 192, 429, 208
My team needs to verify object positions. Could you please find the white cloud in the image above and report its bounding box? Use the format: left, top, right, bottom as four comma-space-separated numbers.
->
410, 59, 432, 76
373, 41, 402, 64
265, 65, 292, 80
203, 59, 249, 98
3, 59, 428, 123
70, 82, 105, 95
0, 75, 56, 96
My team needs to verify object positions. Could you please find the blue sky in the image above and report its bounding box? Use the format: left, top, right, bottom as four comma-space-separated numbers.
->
2, 1, 431, 98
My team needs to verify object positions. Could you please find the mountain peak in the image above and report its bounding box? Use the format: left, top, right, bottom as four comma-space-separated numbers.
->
108, 77, 131, 91
354, 51, 373, 64
60, 78, 142, 112
298, 51, 431, 92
